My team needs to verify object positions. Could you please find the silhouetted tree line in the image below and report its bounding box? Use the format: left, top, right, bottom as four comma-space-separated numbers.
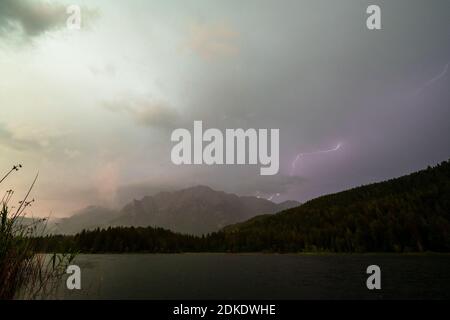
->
36, 160, 450, 253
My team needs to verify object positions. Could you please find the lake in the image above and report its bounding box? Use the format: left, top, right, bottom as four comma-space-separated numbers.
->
52, 253, 450, 299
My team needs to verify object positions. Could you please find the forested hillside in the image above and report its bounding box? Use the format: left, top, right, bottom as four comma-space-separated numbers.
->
223, 160, 450, 252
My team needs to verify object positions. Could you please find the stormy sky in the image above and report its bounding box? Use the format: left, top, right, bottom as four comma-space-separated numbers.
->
0, 0, 449, 217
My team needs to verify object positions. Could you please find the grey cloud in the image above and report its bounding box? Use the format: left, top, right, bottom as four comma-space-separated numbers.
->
219, 173, 305, 196
89, 63, 116, 77
112, 173, 305, 208
0, 123, 83, 161
0, 124, 45, 151
103, 97, 181, 130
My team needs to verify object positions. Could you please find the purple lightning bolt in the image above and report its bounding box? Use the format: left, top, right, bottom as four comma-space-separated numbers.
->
413, 62, 449, 96
290, 143, 342, 176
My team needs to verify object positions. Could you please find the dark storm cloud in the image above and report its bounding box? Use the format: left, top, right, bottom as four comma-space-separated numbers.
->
0, 0, 66, 37
89, 0, 450, 204
3, 0, 449, 215
0, 0, 97, 39
175, 0, 450, 202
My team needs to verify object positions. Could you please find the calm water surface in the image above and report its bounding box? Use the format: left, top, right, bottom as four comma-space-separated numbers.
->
53, 253, 450, 299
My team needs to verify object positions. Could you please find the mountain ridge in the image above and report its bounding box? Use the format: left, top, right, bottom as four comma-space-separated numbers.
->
53, 185, 300, 235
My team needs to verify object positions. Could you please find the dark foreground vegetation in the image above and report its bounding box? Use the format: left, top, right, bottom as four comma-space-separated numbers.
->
0, 165, 74, 299
37, 160, 450, 253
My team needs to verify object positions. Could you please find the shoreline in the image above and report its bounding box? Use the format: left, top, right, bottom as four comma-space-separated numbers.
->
38, 251, 450, 256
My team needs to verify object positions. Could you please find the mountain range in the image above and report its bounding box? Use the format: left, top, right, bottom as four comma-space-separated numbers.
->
52, 186, 300, 235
